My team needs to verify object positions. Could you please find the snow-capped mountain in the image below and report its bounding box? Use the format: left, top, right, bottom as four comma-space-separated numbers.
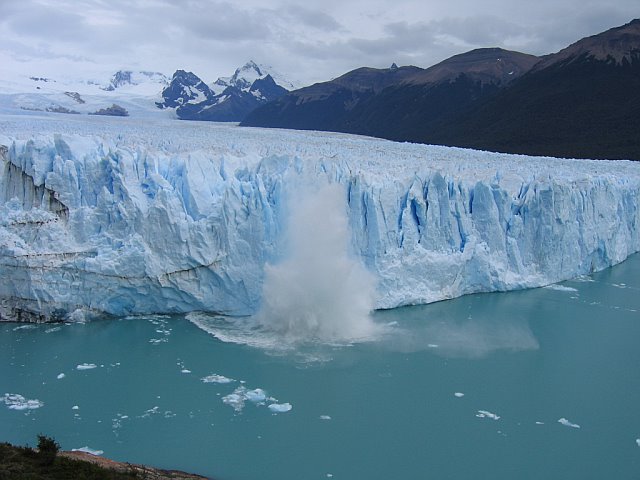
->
0, 69, 172, 117
155, 70, 216, 108
156, 61, 293, 122
1, 116, 639, 322
102, 70, 169, 92
211, 60, 300, 94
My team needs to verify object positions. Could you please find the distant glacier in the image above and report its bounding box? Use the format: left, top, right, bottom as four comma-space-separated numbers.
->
1, 115, 639, 322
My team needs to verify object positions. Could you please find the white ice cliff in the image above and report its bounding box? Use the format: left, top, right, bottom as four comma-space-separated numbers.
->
1, 115, 639, 321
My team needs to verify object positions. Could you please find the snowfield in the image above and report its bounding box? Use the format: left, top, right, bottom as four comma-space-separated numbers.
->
0, 113, 639, 321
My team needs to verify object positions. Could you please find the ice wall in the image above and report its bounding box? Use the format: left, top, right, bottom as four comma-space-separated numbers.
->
0, 117, 639, 321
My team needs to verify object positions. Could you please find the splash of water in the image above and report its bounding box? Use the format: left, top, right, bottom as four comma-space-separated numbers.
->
258, 182, 379, 343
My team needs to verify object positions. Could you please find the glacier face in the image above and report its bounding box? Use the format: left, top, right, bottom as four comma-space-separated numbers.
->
0, 114, 639, 321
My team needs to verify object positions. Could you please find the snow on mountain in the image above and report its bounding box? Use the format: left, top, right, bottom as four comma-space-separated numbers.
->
210, 61, 300, 94
0, 61, 298, 122
0, 69, 172, 119
155, 70, 215, 108
0, 115, 639, 322
157, 62, 292, 122
103, 70, 169, 94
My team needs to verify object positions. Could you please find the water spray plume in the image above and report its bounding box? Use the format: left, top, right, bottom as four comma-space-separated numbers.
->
258, 182, 379, 343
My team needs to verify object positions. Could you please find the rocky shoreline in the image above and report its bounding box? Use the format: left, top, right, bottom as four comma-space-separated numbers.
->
60, 451, 210, 479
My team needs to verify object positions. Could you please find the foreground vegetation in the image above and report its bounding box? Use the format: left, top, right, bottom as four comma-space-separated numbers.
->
0, 435, 207, 480
0, 436, 138, 479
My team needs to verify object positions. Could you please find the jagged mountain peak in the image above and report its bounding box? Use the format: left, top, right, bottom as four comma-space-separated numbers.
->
228, 61, 264, 90
156, 70, 213, 109
211, 61, 298, 93
171, 69, 204, 85
157, 64, 289, 121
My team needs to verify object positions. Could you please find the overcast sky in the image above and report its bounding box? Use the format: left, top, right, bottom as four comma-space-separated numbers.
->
0, 0, 637, 86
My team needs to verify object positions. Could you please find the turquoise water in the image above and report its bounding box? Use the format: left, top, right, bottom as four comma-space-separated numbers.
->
1, 255, 640, 479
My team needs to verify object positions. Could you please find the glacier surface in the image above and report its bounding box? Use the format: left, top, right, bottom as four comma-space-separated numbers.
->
0, 114, 639, 321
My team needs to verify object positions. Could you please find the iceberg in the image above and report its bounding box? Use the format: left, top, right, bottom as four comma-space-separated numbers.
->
558, 418, 581, 429
0, 115, 639, 322
71, 446, 104, 456
268, 402, 292, 413
2, 393, 44, 410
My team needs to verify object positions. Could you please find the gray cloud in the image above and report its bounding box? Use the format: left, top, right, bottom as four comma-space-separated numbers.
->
0, 0, 638, 86
279, 5, 344, 32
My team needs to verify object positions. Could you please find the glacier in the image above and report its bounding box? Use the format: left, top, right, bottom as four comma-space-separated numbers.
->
0, 114, 639, 322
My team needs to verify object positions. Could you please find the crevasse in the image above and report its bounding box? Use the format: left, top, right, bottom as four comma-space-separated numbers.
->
0, 117, 639, 321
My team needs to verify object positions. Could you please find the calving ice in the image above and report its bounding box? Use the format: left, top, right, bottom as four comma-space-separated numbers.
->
0, 116, 639, 329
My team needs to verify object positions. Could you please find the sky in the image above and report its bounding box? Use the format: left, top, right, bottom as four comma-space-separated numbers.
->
0, 0, 638, 86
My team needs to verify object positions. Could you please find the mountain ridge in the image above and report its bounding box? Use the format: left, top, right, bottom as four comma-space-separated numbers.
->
241, 48, 537, 137
242, 19, 640, 160
156, 61, 292, 121
420, 18, 640, 159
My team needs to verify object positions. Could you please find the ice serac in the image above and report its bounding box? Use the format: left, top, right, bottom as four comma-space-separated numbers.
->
0, 117, 639, 321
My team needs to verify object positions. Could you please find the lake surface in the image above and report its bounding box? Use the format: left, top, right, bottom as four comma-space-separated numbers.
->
1, 254, 639, 480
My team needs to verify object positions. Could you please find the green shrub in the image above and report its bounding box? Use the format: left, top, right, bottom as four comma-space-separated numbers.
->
37, 434, 59, 466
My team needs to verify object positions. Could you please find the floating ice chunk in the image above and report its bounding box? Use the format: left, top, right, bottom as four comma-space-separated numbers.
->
454, 392, 465, 398
2, 393, 44, 410
139, 406, 160, 419
320, 415, 332, 420
268, 402, 292, 413
69, 309, 87, 323
76, 363, 97, 370
201, 374, 235, 384
222, 389, 246, 412
112, 413, 129, 430
476, 410, 500, 420
72, 446, 104, 456
536, 421, 545, 425
221, 386, 273, 411
181, 369, 191, 374
558, 418, 580, 428
636, 438, 640, 447
544, 285, 578, 292
72, 405, 79, 410
13, 325, 35, 331
427, 344, 439, 348
245, 389, 267, 403
574, 276, 595, 283
57, 373, 65, 379
45, 326, 62, 333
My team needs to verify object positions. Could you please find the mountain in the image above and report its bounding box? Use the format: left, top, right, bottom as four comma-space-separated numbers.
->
341, 48, 539, 141
102, 70, 169, 92
240, 64, 422, 131
155, 70, 216, 109
0, 69, 169, 117
156, 61, 292, 122
211, 60, 299, 93
243, 19, 640, 160
424, 19, 640, 159
241, 48, 538, 137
